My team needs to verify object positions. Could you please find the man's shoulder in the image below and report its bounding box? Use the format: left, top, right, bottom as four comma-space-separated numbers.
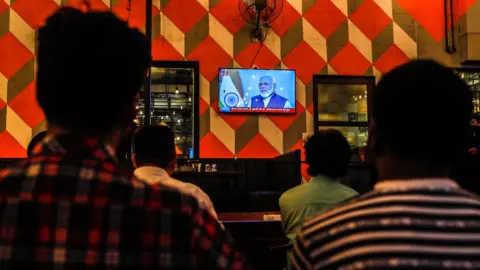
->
299, 190, 378, 230
335, 181, 359, 197
167, 177, 210, 202
279, 183, 310, 205
0, 157, 199, 214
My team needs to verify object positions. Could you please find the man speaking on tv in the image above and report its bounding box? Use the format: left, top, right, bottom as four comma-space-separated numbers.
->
248, 75, 292, 109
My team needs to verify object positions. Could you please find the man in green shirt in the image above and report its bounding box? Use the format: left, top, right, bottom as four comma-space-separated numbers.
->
279, 129, 358, 242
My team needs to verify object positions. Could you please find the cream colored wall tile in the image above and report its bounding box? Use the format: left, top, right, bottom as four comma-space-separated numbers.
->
264, 30, 281, 60
197, 0, 209, 11
348, 20, 372, 63
6, 106, 32, 150
102, 0, 110, 8
209, 14, 233, 57
327, 64, 338, 75
9, 10, 35, 53
393, 22, 417, 59
331, 0, 348, 16
373, 0, 393, 18
306, 110, 314, 133
303, 19, 327, 61
287, 0, 302, 15
160, 13, 185, 57
199, 75, 210, 104
259, 115, 283, 154
295, 79, 306, 108
209, 108, 235, 154
373, 66, 382, 83
0, 73, 6, 102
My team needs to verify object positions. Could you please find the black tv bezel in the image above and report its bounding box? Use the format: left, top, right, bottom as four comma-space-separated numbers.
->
217, 67, 297, 115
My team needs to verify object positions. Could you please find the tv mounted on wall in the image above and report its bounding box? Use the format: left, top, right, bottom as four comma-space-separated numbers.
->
218, 68, 296, 114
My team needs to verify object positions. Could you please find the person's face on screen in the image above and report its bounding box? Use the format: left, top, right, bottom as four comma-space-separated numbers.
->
259, 76, 275, 98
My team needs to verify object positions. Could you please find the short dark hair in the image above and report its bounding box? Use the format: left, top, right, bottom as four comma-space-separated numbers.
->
27, 131, 48, 157
131, 125, 176, 169
372, 59, 472, 166
305, 129, 351, 178
37, 7, 149, 135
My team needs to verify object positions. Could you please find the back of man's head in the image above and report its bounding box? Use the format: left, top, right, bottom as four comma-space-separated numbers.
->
37, 7, 149, 136
372, 60, 472, 168
305, 129, 351, 179
132, 125, 176, 169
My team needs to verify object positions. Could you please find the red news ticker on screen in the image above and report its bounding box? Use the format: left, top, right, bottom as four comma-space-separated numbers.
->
230, 107, 295, 113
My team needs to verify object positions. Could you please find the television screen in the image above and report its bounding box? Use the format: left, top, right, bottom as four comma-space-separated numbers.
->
218, 68, 296, 114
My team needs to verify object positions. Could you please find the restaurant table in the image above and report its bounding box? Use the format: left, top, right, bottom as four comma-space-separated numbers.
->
219, 212, 289, 270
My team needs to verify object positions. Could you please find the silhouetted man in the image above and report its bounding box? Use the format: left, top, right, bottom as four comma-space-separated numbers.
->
279, 129, 357, 242
291, 60, 479, 269
0, 7, 246, 269
132, 125, 219, 221
279, 129, 357, 268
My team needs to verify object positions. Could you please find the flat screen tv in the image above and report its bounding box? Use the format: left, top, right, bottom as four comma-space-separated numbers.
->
218, 68, 296, 114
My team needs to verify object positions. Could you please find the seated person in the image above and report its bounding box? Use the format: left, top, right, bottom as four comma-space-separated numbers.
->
247, 75, 292, 109
132, 125, 219, 220
0, 7, 244, 268
26, 131, 48, 157
291, 60, 480, 270
279, 129, 358, 242
469, 113, 480, 158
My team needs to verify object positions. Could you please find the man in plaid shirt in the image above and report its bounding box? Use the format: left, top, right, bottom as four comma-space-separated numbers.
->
0, 7, 247, 269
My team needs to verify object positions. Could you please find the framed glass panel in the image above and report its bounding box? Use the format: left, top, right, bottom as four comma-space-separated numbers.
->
456, 69, 480, 114
317, 84, 368, 122
318, 126, 368, 162
135, 61, 200, 159
151, 67, 194, 159
312, 75, 375, 163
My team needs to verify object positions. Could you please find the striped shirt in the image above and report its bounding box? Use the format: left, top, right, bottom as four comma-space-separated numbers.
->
291, 179, 480, 269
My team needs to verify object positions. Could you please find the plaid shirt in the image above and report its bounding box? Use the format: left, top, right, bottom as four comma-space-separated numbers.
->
0, 134, 248, 269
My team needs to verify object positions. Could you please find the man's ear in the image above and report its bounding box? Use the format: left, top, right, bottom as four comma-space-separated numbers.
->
131, 153, 137, 168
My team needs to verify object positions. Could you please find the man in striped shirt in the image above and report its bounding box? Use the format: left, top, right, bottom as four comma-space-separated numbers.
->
291, 60, 480, 269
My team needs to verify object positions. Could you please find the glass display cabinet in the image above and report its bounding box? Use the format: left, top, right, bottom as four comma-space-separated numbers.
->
135, 61, 200, 159
312, 75, 375, 162
456, 69, 480, 114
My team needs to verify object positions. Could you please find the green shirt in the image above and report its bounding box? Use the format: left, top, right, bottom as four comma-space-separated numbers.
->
279, 174, 358, 242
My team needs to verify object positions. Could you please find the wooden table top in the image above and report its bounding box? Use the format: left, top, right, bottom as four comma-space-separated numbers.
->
218, 212, 281, 222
